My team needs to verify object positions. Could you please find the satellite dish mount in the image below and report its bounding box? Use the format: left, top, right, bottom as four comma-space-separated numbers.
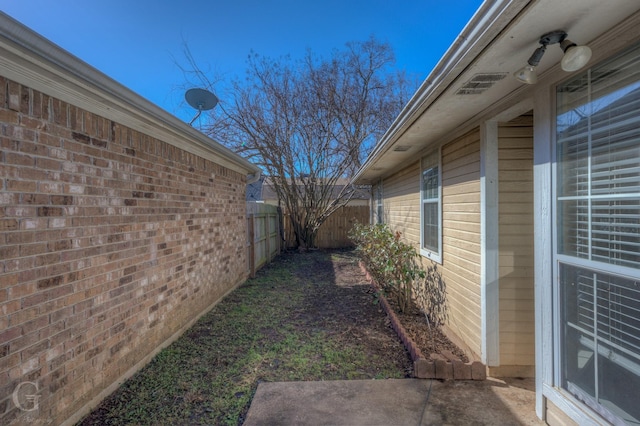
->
185, 88, 219, 126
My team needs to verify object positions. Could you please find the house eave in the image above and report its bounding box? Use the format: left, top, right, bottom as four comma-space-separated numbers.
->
0, 12, 260, 177
353, 0, 530, 185
353, 0, 640, 185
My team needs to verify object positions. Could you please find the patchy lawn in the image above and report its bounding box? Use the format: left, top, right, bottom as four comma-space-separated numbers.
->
78, 249, 414, 425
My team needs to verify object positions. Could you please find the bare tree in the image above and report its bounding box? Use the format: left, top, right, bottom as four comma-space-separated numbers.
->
189, 37, 415, 249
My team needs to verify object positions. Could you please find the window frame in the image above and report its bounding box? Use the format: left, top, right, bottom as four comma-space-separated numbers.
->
420, 149, 442, 263
552, 41, 640, 425
374, 179, 384, 224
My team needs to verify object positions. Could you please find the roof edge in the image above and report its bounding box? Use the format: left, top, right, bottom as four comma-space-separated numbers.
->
352, 0, 530, 184
0, 12, 260, 176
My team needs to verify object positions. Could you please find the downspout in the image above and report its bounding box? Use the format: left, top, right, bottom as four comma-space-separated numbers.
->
246, 170, 261, 185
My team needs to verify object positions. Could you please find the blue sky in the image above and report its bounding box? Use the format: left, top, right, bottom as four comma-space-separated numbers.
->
1, 0, 483, 122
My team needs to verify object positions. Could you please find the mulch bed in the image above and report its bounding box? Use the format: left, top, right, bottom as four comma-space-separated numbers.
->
352, 256, 486, 380
332, 251, 469, 364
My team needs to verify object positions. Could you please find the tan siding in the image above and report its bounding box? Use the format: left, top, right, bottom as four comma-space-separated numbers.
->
546, 400, 579, 426
376, 130, 484, 361
498, 113, 535, 368
382, 161, 421, 247
441, 220, 480, 234
441, 129, 482, 358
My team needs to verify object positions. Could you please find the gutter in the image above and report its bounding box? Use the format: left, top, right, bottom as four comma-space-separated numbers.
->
246, 170, 262, 185
352, 0, 530, 183
0, 12, 261, 178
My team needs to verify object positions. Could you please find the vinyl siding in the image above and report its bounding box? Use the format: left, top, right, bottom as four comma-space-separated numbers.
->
380, 161, 421, 247
377, 130, 482, 360
546, 400, 579, 426
441, 130, 482, 358
498, 114, 535, 369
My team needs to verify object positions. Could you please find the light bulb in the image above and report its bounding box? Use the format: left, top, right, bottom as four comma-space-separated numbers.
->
513, 64, 537, 84
560, 41, 592, 72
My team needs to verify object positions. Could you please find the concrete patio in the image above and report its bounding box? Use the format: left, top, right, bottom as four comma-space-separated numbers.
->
244, 376, 543, 425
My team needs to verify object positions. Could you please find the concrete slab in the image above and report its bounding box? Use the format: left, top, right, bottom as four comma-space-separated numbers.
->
243, 377, 543, 426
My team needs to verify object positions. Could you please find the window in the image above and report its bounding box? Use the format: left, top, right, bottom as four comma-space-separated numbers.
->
421, 150, 441, 262
556, 42, 640, 425
374, 180, 384, 224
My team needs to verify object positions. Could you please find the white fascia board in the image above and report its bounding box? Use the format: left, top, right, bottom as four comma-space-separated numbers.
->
0, 12, 260, 177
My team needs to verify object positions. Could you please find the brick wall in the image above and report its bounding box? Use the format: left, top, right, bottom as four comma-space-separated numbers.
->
0, 77, 249, 425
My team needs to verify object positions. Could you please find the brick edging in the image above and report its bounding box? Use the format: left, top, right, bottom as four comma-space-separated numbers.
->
358, 261, 486, 380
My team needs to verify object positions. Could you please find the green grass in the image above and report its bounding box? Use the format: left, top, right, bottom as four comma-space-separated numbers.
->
79, 250, 408, 426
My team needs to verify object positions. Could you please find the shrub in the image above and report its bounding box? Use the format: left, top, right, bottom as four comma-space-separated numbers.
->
349, 223, 425, 313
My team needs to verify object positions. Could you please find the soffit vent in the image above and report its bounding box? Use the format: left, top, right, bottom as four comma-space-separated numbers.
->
456, 73, 508, 95
393, 145, 412, 152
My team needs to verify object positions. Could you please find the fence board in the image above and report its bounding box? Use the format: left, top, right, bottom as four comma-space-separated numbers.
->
283, 205, 370, 249
247, 202, 282, 277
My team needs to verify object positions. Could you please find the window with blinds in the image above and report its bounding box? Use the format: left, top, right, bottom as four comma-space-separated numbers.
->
375, 181, 384, 224
557, 42, 640, 425
421, 150, 441, 262
557, 65, 640, 268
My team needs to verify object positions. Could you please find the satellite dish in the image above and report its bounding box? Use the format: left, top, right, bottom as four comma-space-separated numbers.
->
185, 88, 219, 126
185, 88, 218, 110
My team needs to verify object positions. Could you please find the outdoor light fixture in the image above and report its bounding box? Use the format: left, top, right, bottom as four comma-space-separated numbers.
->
514, 30, 592, 84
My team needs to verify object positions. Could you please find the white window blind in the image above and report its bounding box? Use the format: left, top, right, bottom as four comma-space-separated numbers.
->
421, 151, 440, 261
557, 42, 640, 425
557, 46, 640, 270
565, 265, 640, 364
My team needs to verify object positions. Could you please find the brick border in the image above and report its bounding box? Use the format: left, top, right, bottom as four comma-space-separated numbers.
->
359, 262, 485, 380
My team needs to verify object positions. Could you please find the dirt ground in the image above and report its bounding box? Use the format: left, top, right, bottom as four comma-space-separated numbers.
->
288, 250, 416, 375
328, 250, 468, 363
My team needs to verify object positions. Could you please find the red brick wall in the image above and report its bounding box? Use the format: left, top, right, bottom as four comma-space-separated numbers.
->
0, 77, 249, 425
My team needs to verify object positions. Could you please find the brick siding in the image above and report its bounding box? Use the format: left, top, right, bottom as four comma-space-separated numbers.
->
0, 77, 249, 425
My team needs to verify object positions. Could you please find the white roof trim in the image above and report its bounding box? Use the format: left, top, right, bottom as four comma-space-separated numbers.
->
0, 12, 260, 176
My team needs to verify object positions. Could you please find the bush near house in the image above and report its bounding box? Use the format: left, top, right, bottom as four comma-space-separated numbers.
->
349, 223, 448, 328
349, 223, 425, 313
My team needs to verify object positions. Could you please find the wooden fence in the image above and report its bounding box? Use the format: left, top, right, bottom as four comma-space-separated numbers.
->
246, 204, 370, 276
247, 202, 281, 277
283, 205, 370, 249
